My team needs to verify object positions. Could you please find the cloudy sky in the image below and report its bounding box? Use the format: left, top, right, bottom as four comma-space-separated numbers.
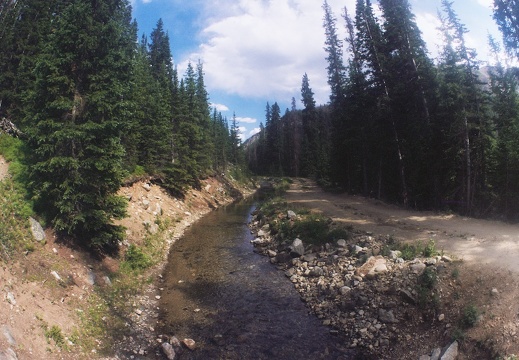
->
131, 0, 502, 140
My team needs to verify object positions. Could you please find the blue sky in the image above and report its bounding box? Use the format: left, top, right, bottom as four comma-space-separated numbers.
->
130, 0, 502, 140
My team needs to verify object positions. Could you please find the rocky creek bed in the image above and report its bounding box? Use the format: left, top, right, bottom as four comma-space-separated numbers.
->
247, 204, 485, 360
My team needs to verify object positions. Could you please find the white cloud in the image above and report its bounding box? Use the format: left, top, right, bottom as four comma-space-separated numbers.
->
476, 0, 493, 8
211, 103, 230, 111
183, 0, 355, 105
236, 116, 256, 124
415, 11, 443, 60
249, 127, 261, 136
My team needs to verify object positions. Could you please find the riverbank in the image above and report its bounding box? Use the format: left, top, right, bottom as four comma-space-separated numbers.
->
0, 163, 255, 360
248, 178, 519, 359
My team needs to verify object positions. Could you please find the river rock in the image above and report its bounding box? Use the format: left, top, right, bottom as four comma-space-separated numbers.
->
0, 348, 17, 360
431, 347, 442, 360
2, 326, 15, 345
182, 338, 196, 351
440, 341, 458, 360
309, 266, 324, 277
410, 261, 426, 274
399, 289, 416, 305
287, 210, 297, 219
378, 308, 398, 323
29, 217, 45, 242
336, 239, 347, 248
6, 292, 15, 305
161, 342, 176, 360
355, 256, 387, 279
289, 238, 305, 257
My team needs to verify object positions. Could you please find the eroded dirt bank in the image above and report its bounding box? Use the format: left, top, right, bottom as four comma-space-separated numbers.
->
0, 165, 254, 360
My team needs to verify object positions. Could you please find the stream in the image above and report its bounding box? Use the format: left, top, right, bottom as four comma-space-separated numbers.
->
158, 198, 355, 359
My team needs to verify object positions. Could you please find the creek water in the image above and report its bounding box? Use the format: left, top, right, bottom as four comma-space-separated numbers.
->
158, 198, 356, 359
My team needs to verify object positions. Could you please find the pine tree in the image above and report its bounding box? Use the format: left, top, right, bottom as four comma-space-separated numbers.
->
24, 0, 134, 249
437, 0, 491, 214
488, 35, 519, 218
322, 0, 346, 106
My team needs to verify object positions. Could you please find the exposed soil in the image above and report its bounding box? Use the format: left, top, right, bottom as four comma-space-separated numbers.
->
282, 178, 519, 358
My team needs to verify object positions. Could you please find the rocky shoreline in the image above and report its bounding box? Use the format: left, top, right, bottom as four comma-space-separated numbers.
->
248, 205, 462, 360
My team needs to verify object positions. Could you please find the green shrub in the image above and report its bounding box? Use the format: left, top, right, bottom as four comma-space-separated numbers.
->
45, 325, 66, 349
461, 304, 480, 328
291, 213, 329, 245
326, 227, 351, 242
122, 244, 151, 271
423, 239, 437, 257
416, 267, 439, 309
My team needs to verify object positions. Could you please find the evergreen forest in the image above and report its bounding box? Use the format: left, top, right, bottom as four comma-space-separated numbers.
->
246, 0, 519, 221
0, 0, 243, 249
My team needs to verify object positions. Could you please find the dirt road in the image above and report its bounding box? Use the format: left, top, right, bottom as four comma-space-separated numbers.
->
285, 179, 519, 272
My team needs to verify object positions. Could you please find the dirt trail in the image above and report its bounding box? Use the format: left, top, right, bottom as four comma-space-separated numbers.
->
285, 179, 519, 272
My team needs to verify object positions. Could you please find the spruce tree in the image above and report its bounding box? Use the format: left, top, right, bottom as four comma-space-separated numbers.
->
25, 0, 134, 249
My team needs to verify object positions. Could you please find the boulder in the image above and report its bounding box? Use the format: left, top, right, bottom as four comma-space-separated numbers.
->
378, 308, 398, 323
289, 238, 305, 257
29, 217, 45, 242
355, 256, 388, 279
161, 342, 176, 360
440, 341, 458, 360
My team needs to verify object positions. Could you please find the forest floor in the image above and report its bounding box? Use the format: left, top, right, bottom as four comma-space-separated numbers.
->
282, 178, 519, 359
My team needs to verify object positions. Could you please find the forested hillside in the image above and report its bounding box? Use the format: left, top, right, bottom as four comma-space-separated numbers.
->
246, 0, 519, 220
0, 0, 244, 249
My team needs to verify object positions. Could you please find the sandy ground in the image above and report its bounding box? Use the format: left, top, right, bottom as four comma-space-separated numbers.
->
286, 179, 519, 273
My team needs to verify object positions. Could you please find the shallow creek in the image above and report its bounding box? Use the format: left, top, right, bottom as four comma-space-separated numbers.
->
158, 199, 354, 359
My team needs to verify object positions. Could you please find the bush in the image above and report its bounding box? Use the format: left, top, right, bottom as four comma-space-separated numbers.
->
416, 267, 439, 309
461, 304, 480, 328
122, 244, 151, 271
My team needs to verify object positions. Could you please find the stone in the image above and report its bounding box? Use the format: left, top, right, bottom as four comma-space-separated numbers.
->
289, 238, 305, 257
440, 341, 458, 360
339, 286, 351, 295
183, 338, 196, 351
399, 289, 416, 305
6, 292, 15, 306
438, 314, 445, 321
170, 336, 183, 352
491, 288, 499, 296
257, 229, 267, 237
50, 271, 62, 282
378, 309, 398, 323
2, 326, 15, 345
142, 183, 151, 191
86, 270, 96, 286
355, 256, 387, 279
302, 253, 317, 262
441, 255, 452, 262
410, 262, 426, 274
161, 342, 176, 360
431, 348, 442, 360
336, 239, 347, 248
309, 266, 324, 277
0, 348, 17, 360
267, 250, 277, 257
29, 217, 45, 242
287, 210, 297, 219
142, 199, 150, 210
